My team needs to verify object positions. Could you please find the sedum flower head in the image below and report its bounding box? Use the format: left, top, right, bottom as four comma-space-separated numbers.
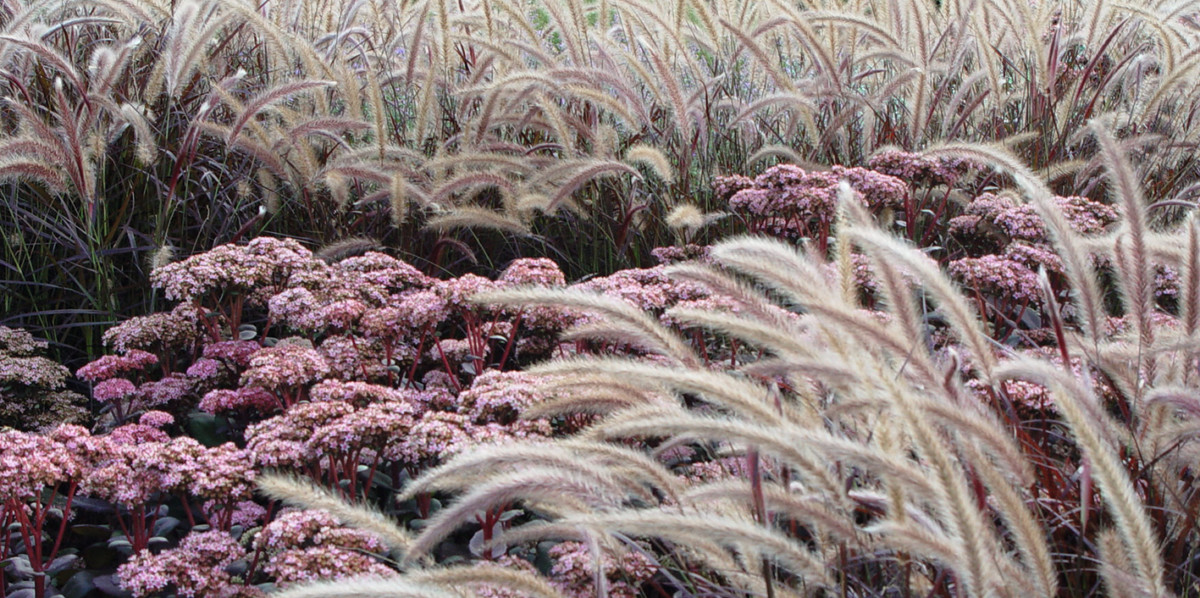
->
948, 255, 1041, 303
240, 342, 329, 390
867, 149, 972, 186
0, 326, 46, 355
150, 237, 317, 302
577, 266, 707, 312
103, 303, 204, 354
117, 530, 258, 598
254, 509, 393, 587
246, 401, 356, 467
546, 541, 659, 598
199, 387, 278, 414
0, 429, 79, 500
77, 349, 158, 382
499, 257, 566, 286
459, 370, 544, 425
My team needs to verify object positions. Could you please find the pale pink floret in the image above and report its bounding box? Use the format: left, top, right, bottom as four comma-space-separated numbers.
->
471, 419, 552, 444
385, 410, 475, 465
319, 335, 390, 381
577, 266, 707, 312
650, 244, 711, 265
358, 307, 407, 340
108, 423, 170, 445
152, 437, 207, 493
308, 401, 417, 455
0, 326, 46, 354
1003, 242, 1064, 274
334, 251, 432, 291
438, 274, 498, 310
469, 556, 541, 598
429, 337, 488, 364
720, 164, 907, 238
47, 424, 92, 453
254, 509, 342, 550
421, 370, 459, 394
268, 287, 322, 330
954, 192, 1118, 243
70, 434, 167, 505
316, 299, 368, 330
309, 379, 411, 407
190, 442, 257, 500
391, 290, 450, 330
246, 401, 356, 467
1155, 265, 1180, 298
265, 545, 394, 586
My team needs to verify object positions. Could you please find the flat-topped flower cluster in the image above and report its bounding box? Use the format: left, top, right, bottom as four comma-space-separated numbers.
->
0, 326, 87, 431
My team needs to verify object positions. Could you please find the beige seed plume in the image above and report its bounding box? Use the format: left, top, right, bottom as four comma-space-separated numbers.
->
625, 144, 674, 184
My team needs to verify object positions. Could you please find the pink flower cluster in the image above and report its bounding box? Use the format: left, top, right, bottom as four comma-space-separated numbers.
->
948, 255, 1041, 303
245, 375, 548, 475
240, 342, 330, 392
80, 345, 201, 419
466, 542, 658, 598
102, 303, 205, 354
77, 349, 158, 382
499, 257, 567, 286
253, 509, 393, 586
383, 410, 549, 468
1003, 242, 1064, 274
49, 425, 255, 507
577, 266, 707, 312
546, 541, 659, 598
1, 326, 87, 431
252, 251, 575, 381
650, 244, 711, 265
334, 251, 432, 293
151, 237, 316, 302
0, 326, 47, 354
1155, 265, 1180, 298
0, 352, 68, 389
138, 373, 196, 407
950, 193, 1118, 245
867, 150, 972, 186
458, 370, 547, 425
0, 428, 79, 500
199, 387, 276, 414
118, 530, 261, 598
717, 164, 907, 239
245, 401, 358, 468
